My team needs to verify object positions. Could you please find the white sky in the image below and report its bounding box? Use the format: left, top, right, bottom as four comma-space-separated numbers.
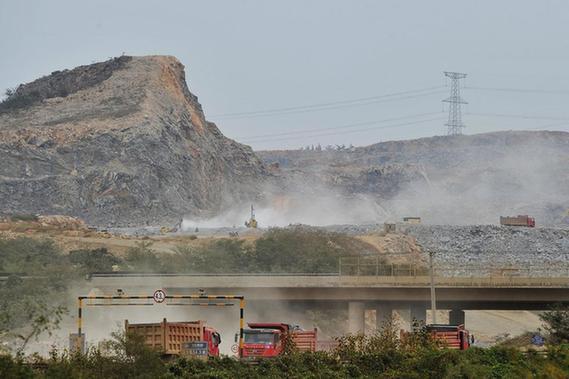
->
1, 0, 569, 150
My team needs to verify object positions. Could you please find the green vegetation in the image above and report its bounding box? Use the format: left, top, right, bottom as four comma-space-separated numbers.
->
1, 322, 568, 378
0, 89, 43, 112
0, 238, 119, 352
68, 248, 122, 274
126, 227, 378, 273
1, 233, 569, 377
8, 214, 39, 222
540, 304, 569, 344
0, 238, 70, 353
0, 229, 378, 352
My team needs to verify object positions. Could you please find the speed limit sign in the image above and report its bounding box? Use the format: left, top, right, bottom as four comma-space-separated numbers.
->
153, 289, 166, 303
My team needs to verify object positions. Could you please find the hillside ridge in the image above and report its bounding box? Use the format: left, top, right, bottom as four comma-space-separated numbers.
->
0, 56, 267, 226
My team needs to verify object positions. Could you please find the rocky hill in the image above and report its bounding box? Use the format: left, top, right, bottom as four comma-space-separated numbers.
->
0, 56, 266, 226
259, 131, 569, 226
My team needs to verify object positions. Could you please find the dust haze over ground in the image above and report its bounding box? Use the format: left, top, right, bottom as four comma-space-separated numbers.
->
253, 131, 569, 227
184, 133, 569, 229
385, 138, 568, 225
38, 290, 546, 356
181, 192, 386, 229
46, 287, 329, 357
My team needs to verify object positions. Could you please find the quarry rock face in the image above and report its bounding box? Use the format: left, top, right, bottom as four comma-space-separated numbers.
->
0, 56, 266, 226
259, 131, 569, 226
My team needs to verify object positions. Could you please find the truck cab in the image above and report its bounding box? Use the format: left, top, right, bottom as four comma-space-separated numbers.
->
240, 322, 317, 359
242, 328, 282, 358
203, 327, 221, 356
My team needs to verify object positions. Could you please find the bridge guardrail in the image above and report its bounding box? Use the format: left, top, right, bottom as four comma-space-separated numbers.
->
338, 256, 569, 283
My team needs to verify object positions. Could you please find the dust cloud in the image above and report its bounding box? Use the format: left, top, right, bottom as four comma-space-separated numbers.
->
181, 135, 569, 228
182, 193, 387, 229
387, 139, 569, 225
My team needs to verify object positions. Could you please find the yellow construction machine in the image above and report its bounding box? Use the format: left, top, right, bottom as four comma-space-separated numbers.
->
245, 204, 258, 228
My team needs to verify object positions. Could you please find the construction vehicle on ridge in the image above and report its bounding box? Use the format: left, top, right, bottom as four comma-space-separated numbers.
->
244, 204, 258, 228
500, 215, 535, 227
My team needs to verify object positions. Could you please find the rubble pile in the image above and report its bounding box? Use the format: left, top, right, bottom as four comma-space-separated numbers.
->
400, 224, 569, 275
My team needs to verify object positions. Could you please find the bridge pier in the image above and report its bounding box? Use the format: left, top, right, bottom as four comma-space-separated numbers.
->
395, 304, 428, 331
449, 309, 466, 326
410, 304, 427, 325
348, 302, 365, 334
375, 304, 393, 329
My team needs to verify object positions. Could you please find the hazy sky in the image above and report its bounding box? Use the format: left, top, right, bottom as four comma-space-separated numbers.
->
2, 0, 569, 150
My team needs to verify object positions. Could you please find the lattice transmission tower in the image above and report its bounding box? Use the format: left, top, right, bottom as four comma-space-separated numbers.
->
442, 72, 467, 135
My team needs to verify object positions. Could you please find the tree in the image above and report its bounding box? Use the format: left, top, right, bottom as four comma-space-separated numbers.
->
540, 304, 569, 343
0, 238, 73, 353
69, 248, 122, 273
11, 301, 65, 354
124, 241, 162, 272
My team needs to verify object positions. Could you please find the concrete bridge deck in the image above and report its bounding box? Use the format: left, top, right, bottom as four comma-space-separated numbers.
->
87, 272, 569, 309
85, 272, 569, 333
88, 272, 569, 288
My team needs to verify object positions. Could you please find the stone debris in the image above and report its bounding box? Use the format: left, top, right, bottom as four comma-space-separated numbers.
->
399, 224, 569, 276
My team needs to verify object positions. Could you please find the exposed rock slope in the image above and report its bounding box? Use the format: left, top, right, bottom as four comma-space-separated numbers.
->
259, 131, 569, 225
0, 56, 266, 226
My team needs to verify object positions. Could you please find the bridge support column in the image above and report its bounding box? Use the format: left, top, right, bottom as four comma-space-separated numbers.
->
449, 309, 465, 326
375, 305, 393, 329
348, 302, 365, 334
410, 304, 427, 326
394, 309, 411, 331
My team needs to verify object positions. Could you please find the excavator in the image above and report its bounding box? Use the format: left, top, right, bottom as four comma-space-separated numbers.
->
244, 204, 258, 228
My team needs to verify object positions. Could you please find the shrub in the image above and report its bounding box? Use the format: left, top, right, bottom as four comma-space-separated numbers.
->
9, 214, 39, 222
0, 237, 72, 353
124, 241, 163, 272
540, 304, 569, 344
69, 248, 123, 273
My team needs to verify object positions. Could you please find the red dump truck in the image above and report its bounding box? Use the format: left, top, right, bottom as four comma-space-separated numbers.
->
500, 215, 535, 227
240, 322, 317, 359
426, 324, 471, 350
125, 318, 221, 357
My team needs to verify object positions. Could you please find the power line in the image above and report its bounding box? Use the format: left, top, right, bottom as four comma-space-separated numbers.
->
210, 86, 445, 119
240, 112, 441, 141
241, 116, 445, 144
466, 86, 569, 95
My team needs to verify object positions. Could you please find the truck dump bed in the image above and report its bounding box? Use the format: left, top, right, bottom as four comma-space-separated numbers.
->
291, 329, 317, 352
125, 318, 204, 355
500, 215, 535, 227
426, 324, 469, 350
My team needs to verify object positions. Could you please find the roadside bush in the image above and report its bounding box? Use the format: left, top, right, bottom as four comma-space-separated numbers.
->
165, 239, 253, 273
1, 342, 569, 378
0, 238, 71, 353
69, 247, 123, 273
161, 227, 379, 274
124, 241, 163, 272
0, 354, 35, 378
254, 227, 373, 273
540, 304, 569, 344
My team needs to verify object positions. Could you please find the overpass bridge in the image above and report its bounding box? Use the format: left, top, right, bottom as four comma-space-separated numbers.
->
86, 267, 569, 333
